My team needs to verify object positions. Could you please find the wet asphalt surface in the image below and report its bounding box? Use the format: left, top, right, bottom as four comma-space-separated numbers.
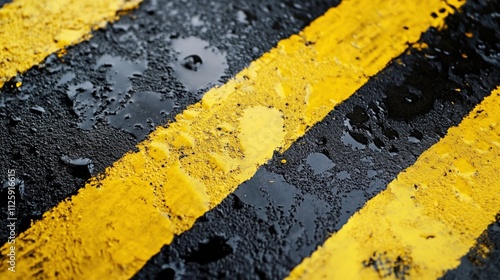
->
1, 0, 499, 279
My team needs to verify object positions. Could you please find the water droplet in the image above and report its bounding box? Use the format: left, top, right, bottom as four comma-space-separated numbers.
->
407, 136, 420, 143
60, 155, 94, 180
190, 15, 204, 27
180, 55, 203, 71
236, 10, 247, 24
408, 129, 424, 143
29, 105, 45, 115
9, 115, 21, 126
171, 37, 227, 93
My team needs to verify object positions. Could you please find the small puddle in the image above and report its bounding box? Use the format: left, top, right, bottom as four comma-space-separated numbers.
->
93, 55, 148, 113
108, 91, 174, 139
66, 55, 174, 139
233, 168, 331, 256
341, 131, 367, 150
306, 152, 335, 175
171, 37, 227, 93
234, 168, 297, 222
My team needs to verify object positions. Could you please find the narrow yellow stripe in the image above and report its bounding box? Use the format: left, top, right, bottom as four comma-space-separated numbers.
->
287, 87, 500, 280
0, 0, 463, 279
0, 0, 142, 88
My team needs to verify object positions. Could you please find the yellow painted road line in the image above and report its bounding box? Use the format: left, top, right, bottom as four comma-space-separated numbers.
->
0, 0, 142, 89
0, 0, 464, 279
287, 87, 500, 280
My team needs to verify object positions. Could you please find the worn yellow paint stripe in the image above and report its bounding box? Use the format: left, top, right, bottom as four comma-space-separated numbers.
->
0, 0, 142, 89
287, 87, 500, 280
0, 0, 464, 279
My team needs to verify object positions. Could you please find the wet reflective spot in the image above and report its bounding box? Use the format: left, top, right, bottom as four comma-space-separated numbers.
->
67, 55, 151, 133
336, 171, 351, 180
156, 263, 185, 280
236, 10, 248, 24
335, 189, 365, 230
234, 169, 297, 222
190, 15, 204, 27
233, 168, 331, 258
56, 72, 75, 86
341, 131, 367, 150
306, 152, 335, 175
171, 37, 227, 93
408, 129, 424, 143
93, 55, 148, 114
108, 91, 174, 140
180, 55, 203, 71
67, 81, 96, 127
9, 115, 21, 127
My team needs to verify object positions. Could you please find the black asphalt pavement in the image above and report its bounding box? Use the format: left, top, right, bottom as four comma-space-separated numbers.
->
0, 0, 499, 279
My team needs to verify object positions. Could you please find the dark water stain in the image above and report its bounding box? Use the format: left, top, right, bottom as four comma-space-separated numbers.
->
9, 115, 21, 126
155, 262, 185, 280
184, 235, 235, 264
384, 59, 459, 121
347, 106, 369, 129
383, 125, 399, 140
108, 91, 174, 139
171, 37, 227, 93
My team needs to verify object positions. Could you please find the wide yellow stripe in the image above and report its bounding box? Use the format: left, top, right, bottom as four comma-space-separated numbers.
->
0, 0, 463, 279
0, 0, 142, 88
287, 87, 500, 280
